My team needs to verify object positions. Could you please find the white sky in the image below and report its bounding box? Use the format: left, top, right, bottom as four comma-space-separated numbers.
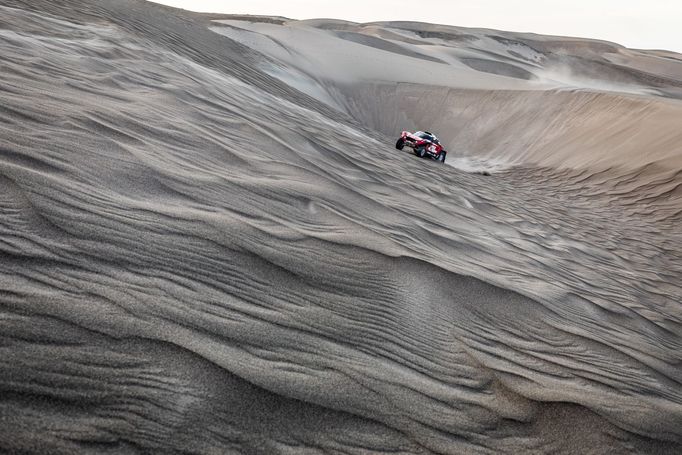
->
151, 0, 682, 52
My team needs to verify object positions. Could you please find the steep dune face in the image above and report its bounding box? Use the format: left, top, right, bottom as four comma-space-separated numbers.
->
334, 85, 682, 170
211, 18, 682, 176
1, 1, 681, 454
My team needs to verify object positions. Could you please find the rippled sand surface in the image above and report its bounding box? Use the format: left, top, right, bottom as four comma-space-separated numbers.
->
1, 1, 681, 453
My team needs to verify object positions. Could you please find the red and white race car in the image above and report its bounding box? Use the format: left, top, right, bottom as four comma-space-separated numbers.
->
396, 131, 447, 163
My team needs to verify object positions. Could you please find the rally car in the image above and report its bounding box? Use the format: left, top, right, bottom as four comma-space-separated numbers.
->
395, 131, 447, 163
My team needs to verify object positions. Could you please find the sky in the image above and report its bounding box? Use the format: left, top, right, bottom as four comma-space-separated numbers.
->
151, 0, 682, 52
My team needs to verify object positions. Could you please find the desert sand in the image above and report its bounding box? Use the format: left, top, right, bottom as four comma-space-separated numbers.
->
0, 0, 681, 453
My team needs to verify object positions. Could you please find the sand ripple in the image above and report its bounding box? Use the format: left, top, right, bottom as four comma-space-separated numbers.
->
1, 1, 681, 453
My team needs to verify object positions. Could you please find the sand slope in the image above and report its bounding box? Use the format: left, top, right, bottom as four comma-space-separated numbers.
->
1, 1, 681, 454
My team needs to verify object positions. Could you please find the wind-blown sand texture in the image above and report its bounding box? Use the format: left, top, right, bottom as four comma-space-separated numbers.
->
1, 1, 681, 454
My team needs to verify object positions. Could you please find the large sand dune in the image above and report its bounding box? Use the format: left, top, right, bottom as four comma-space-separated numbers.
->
1, 1, 681, 453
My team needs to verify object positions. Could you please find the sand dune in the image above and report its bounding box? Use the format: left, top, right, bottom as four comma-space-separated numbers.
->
1, 1, 681, 454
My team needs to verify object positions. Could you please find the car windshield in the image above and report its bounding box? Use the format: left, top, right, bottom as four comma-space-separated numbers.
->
415, 131, 436, 141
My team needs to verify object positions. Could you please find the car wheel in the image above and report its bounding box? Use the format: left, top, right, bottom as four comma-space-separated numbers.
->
438, 152, 446, 163
395, 138, 405, 150
414, 146, 426, 158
